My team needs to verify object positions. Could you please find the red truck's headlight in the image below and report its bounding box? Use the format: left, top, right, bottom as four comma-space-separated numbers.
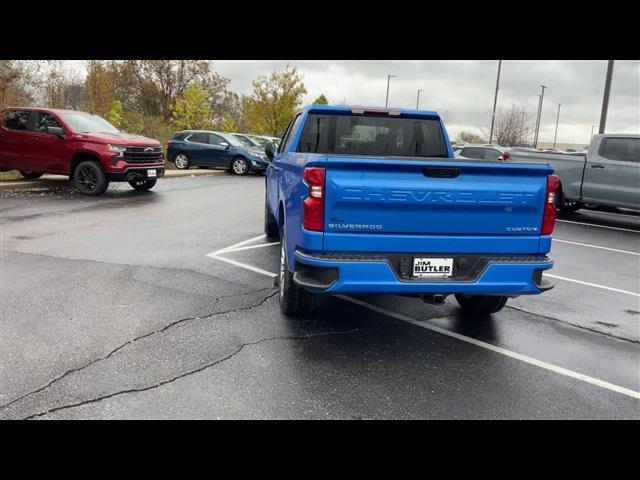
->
303, 167, 325, 232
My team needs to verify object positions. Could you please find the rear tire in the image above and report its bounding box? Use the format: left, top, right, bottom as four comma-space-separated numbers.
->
19, 171, 43, 179
555, 186, 582, 214
455, 294, 508, 316
264, 203, 279, 241
73, 161, 108, 196
278, 233, 315, 316
129, 178, 157, 191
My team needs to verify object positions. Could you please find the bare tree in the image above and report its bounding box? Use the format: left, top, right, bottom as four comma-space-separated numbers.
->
481, 105, 532, 146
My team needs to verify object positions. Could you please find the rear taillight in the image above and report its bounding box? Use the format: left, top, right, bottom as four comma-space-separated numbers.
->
541, 174, 560, 235
303, 167, 326, 231
502, 152, 510, 161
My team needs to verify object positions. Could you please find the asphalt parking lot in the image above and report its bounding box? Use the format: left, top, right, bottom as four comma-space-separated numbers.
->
1, 174, 638, 419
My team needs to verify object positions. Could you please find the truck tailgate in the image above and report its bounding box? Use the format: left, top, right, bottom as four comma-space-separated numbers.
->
324, 157, 553, 238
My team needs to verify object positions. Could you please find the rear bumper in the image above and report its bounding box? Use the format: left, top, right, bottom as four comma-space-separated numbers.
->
105, 166, 165, 182
292, 250, 554, 296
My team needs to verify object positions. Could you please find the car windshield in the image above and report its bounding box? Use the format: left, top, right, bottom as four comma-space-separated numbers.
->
249, 136, 269, 147
233, 134, 260, 148
61, 113, 120, 134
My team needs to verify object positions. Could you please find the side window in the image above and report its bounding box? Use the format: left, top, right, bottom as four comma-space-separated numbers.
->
461, 147, 483, 159
599, 138, 640, 163
277, 115, 299, 154
34, 112, 63, 134
3, 110, 32, 131
283, 114, 304, 152
209, 134, 226, 146
484, 148, 502, 160
187, 133, 209, 144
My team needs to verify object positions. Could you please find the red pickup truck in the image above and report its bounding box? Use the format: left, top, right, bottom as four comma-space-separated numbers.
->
0, 107, 165, 195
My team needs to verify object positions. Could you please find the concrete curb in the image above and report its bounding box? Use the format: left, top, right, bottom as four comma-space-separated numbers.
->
0, 168, 223, 189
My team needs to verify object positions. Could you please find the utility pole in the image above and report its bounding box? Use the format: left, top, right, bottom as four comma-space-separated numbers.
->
590, 125, 595, 141
489, 60, 502, 144
416, 89, 424, 109
533, 94, 541, 146
553, 103, 561, 148
599, 60, 615, 134
534, 85, 547, 149
385, 74, 396, 108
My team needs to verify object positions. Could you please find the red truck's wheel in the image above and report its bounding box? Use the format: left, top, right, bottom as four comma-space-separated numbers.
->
73, 160, 109, 196
279, 233, 314, 316
454, 294, 508, 316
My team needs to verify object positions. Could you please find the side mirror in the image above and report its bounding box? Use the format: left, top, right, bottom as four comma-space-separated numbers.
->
220, 142, 230, 149
47, 126, 65, 138
265, 141, 276, 160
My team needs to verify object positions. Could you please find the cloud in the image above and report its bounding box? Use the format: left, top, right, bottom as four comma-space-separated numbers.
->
64, 60, 640, 144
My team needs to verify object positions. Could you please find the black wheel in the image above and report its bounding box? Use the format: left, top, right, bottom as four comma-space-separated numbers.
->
174, 153, 190, 170
128, 178, 157, 191
73, 160, 109, 196
455, 294, 508, 316
231, 157, 250, 175
264, 201, 279, 241
278, 233, 315, 316
555, 187, 582, 214
19, 171, 43, 179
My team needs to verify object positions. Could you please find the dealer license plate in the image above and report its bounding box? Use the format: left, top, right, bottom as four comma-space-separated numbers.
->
412, 258, 454, 278
147, 169, 157, 178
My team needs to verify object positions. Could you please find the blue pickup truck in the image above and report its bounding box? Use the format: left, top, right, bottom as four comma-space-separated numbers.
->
264, 105, 559, 316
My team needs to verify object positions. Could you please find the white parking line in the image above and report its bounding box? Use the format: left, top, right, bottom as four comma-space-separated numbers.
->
583, 210, 640, 220
207, 254, 278, 278
208, 234, 267, 256
557, 219, 639, 233
554, 239, 640, 256
221, 242, 280, 253
544, 274, 640, 297
338, 296, 640, 401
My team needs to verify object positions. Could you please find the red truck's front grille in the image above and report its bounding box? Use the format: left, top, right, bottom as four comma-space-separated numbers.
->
123, 146, 164, 163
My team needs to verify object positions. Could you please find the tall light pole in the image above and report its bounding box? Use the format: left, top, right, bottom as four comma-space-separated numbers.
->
553, 103, 562, 149
599, 60, 615, 134
534, 85, 547, 149
416, 89, 424, 109
489, 60, 502, 145
533, 94, 541, 146
590, 125, 595, 141
385, 74, 396, 108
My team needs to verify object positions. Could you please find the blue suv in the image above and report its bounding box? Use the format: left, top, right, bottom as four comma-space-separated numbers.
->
167, 130, 270, 175
264, 105, 559, 317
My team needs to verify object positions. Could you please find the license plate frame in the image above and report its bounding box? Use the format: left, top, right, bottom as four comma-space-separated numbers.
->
412, 257, 454, 279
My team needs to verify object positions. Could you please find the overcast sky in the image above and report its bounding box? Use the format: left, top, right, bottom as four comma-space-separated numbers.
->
66, 60, 639, 145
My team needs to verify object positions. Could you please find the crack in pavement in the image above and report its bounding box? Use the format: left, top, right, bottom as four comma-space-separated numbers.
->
24, 326, 374, 420
0, 288, 277, 413
505, 305, 639, 344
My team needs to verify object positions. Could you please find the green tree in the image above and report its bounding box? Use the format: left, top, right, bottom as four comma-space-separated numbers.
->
171, 81, 213, 131
85, 61, 119, 117
312, 94, 328, 105
107, 100, 123, 128
216, 113, 238, 132
244, 65, 307, 136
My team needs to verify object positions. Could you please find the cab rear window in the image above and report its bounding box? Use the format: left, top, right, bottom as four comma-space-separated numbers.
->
297, 114, 448, 158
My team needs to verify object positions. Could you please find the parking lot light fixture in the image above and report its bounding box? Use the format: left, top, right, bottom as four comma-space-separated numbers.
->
416, 89, 424, 109
385, 75, 396, 108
